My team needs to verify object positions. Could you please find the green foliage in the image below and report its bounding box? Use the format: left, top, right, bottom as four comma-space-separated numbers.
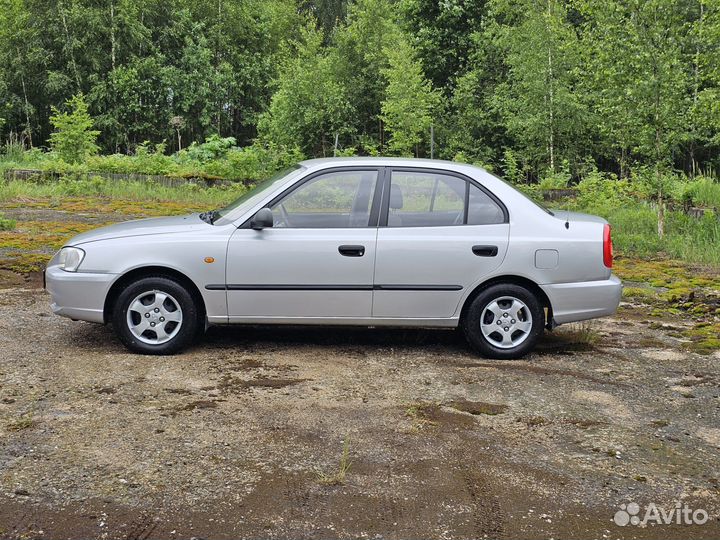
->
1, 0, 720, 201
538, 161, 572, 190
0, 212, 16, 231
490, 0, 588, 174
399, 0, 487, 91
573, 170, 633, 215
674, 176, 720, 208
443, 70, 504, 165
1, 139, 301, 183
502, 149, 523, 184
48, 94, 100, 164
380, 36, 438, 156
2, 136, 26, 162
183, 135, 238, 163
0, 177, 239, 208
582, 1, 690, 168
203, 143, 305, 181
258, 23, 354, 156
630, 167, 677, 201
331, 0, 403, 144
604, 203, 720, 264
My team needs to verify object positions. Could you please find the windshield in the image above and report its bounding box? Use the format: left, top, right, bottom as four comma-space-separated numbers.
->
213, 165, 305, 225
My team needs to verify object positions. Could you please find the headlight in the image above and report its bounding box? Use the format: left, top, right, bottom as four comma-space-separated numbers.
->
57, 247, 85, 272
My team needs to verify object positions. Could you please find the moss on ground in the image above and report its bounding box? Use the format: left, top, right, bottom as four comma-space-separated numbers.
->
615, 256, 720, 353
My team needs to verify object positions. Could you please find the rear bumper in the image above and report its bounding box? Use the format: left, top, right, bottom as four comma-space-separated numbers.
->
45, 265, 117, 323
540, 274, 622, 325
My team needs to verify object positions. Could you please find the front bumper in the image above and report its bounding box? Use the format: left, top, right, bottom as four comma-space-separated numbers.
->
45, 265, 117, 323
540, 274, 622, 325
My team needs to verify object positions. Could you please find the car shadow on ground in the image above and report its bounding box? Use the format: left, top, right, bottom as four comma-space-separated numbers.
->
69, 319, 596, 358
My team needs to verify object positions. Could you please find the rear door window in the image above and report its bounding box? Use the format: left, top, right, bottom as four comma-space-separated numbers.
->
387, 171, 466, 227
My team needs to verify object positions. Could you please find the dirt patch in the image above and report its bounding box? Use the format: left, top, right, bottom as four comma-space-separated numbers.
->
565, 418, 608, 429
218, 374, 307, 393
0, 269, 43, 289
447, 398, 509, 416
164, 387, 193, 395
405, 402, 478, 430
177, 399, 220, 411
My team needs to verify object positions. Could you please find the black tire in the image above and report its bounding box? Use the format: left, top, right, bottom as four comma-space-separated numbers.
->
462, 283, 544, 359
112, 276, 200, 355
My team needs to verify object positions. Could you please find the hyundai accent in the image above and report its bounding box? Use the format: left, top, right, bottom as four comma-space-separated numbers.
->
45, 158, 622, 358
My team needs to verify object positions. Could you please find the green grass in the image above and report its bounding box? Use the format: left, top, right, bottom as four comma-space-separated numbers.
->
316, 437, 352, 486
0, 177, 243, 208
679, 176, 720, 208
605, 204, 720, 264
0, 212, 15, 230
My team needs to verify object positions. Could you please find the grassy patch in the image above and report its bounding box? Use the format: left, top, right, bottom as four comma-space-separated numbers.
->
0, 213, 15, 230
405, 402, 440, 432
6, 414, 35, 431
2, 195, 223, 216
316, 437, 352, 486
0, 252, 51, 274
0, 220, 121, 255
683, 322, 720, 354
622, 286, 656, 300
0, 178, 242, 208
562, 323, 602, 346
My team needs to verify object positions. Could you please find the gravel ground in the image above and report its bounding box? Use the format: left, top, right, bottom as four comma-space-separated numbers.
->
0, 286, 719, 539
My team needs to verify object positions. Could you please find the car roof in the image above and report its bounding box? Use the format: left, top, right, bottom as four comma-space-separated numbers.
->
299, 157, 485, 174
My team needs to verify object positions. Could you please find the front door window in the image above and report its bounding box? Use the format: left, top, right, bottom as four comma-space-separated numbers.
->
271, 170, 379, 228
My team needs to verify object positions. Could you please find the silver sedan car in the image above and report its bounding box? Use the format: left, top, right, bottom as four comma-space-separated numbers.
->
45, 158, 621, 358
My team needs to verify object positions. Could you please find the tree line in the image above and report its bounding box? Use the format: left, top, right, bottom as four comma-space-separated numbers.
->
1, 0, 719, 181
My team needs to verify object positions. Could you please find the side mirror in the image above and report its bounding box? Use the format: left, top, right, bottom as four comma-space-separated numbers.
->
250, 207, 274, 230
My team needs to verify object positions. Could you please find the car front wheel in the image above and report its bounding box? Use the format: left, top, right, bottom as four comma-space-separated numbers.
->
462, 283, 544, 359
112, 276, 199, 355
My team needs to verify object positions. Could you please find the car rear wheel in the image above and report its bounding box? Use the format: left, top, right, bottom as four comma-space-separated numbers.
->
112, 276, 199, 355
462, 283, 544, 359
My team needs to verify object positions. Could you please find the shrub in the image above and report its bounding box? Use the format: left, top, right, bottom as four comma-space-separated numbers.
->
48, 94, 100, 164
630, 167, 677, 203
132, 141, 176, 175
206, 143, 304, 181
539, 161, 572, 190
182, 135, 237, 163
574, 169, 632, 215
502, 148, 522, 184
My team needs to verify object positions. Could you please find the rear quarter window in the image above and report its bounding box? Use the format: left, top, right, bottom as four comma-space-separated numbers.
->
467, 183, 505, 225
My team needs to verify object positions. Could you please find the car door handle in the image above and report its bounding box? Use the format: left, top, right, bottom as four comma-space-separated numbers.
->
338, 245, 365, 257
472, 245, 498, 257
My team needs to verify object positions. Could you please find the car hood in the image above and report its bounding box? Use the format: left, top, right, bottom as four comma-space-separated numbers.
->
67, 214, 208, 245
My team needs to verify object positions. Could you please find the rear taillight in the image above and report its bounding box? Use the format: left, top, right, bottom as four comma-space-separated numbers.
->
603, 224, 613, 268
